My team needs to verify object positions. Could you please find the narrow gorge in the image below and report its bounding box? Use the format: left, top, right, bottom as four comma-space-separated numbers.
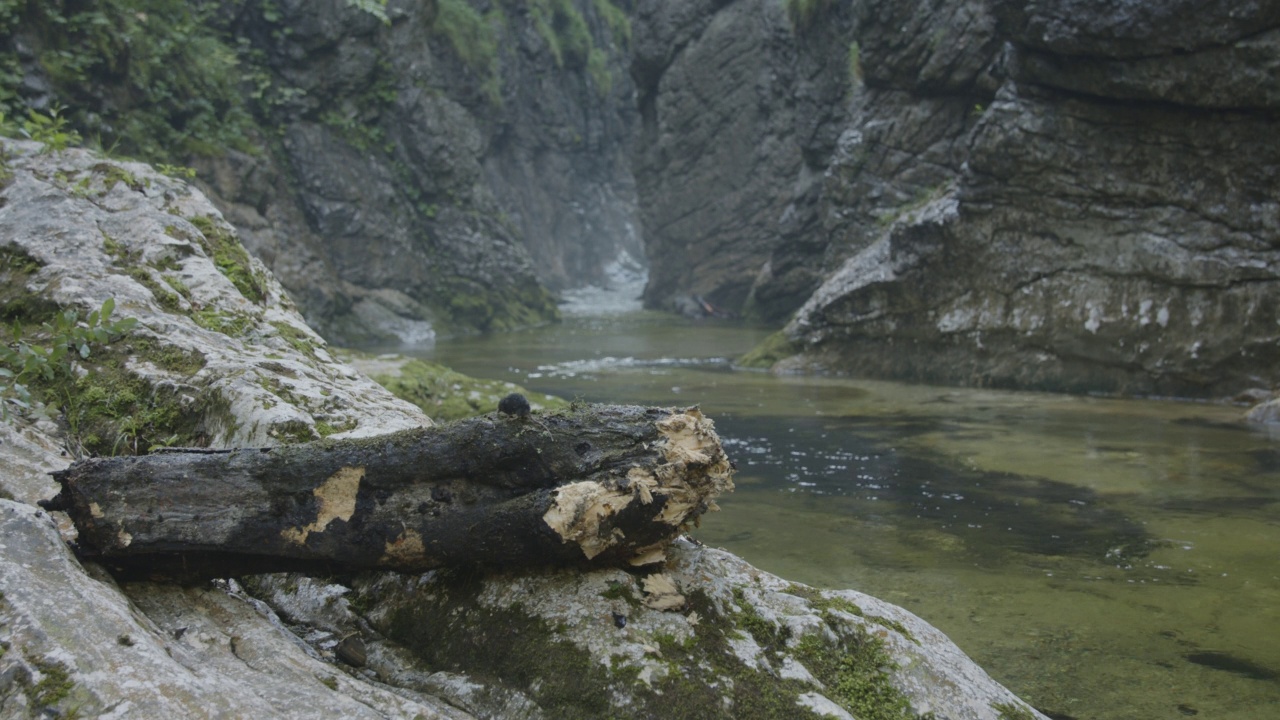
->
7, 0, 1274, 399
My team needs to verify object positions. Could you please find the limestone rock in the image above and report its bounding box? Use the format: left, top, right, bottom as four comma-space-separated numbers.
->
633, 0, 855, 318
0, 136, 467, 717
343, 538, 1046, 719
0, 501, 468, 719
638, 0, 1280, 398
192, 0, 642, 342
0, 137, 428, 460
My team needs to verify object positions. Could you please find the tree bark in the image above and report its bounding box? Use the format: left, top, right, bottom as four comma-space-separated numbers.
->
45, 405, 735, 580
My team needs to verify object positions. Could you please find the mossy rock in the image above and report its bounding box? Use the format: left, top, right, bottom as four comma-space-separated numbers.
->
357, 544, 932, 720
354, 353, 567, 422
437, 277, 560, 334
737, 331, 800, 369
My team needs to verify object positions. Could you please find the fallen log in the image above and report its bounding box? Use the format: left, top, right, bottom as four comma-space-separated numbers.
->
43, 404, 735, 580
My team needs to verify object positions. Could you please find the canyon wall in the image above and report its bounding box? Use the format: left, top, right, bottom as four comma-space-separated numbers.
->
635, 0, 1280, 398
3, 0, 642, 344
203, 0, 641, 343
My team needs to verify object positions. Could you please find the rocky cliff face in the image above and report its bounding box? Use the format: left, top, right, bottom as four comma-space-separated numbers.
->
196, 0, 642, 344
635, 0, 1280, 398
631, 0, 855, 318
3, 0, 641, 345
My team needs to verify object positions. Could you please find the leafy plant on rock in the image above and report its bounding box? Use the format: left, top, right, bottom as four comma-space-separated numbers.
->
16, 107, 82, 153
0, 298, 138, 419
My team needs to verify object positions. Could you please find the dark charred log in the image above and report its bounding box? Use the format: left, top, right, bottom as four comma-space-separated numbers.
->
46, 405, 734, 580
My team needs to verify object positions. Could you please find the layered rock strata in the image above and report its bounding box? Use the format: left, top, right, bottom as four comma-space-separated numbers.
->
634, 0, 1280, 398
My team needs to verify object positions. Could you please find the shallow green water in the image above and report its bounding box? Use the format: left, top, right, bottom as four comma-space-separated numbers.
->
407, 313, 1280, 720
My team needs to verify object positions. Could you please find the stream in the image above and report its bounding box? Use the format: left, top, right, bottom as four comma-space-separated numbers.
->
404, 304, 1280, 720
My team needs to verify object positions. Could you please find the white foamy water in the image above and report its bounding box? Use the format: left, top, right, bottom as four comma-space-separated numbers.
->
557, 250, 648, 317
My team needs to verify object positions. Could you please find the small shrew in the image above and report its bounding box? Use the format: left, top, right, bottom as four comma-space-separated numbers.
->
498, 392, 532, 418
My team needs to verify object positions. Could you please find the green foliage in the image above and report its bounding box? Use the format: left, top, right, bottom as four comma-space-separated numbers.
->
0, 298, 138, 419
319, 109, 387, 153
432, 0, 502, 104
0, 0, 256, 162
529, 0, 592, 68
591, 0, 631, 49
17, 107, 82, 152
848, 41, 863, 85
529, 0, 622, 94
587, 47, 612, 95
318, 57, 397, 151
156, 163, 197, 179
346, 0, 390, 24
784, 0, 835, 31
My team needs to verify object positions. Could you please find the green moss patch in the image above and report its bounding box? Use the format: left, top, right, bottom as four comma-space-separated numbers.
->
187, 215, 268, 304
772, 586, 922, 719
993, 702, 1038, 720
0, 244, 57, 323
26, 656, 75, 709
54, 349, 206, 455
271, 321, 321, 361
192, 307, 254, 337
367, 570, 931, 720
131, 338, 206, 376
375, 570, 618, 719
369, 357, 566, 422
436, 276, 560, 334
785, 584, 918, 644
128, 267, 184, 312
737, 331, 800, 369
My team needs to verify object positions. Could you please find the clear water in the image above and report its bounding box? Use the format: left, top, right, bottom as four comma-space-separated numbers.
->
402, 312, 1280, 720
